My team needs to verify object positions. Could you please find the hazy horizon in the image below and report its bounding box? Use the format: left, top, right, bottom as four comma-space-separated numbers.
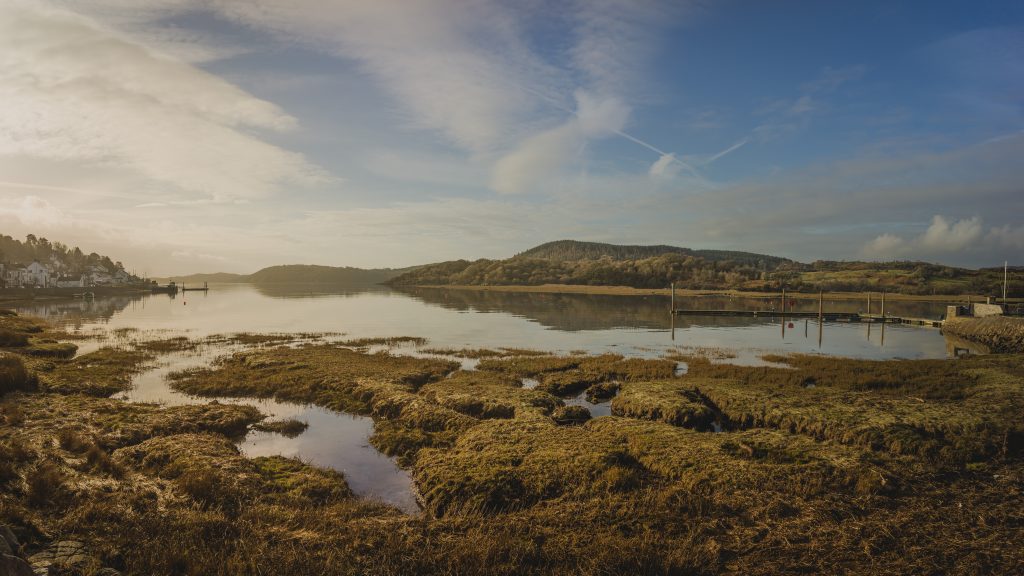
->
1, 1, 1022, 275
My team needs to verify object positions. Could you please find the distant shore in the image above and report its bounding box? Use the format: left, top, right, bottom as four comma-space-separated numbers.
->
410, 283, 1022, 303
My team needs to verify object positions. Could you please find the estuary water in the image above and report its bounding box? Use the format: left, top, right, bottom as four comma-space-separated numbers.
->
21, 282, 959, 360
15, 283, 971, 512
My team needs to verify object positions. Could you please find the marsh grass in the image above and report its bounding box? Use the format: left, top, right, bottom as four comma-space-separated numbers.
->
26, 461, 66, 508
5, 317, 1024, 574
419, 370, 560, 420
0, 353, 36, 395
478, 354, 677, 396
57, 427, 92, 453
338, 336, 427, 348
612, 380, 719, 430
681, 355, 1024, 463
43, 347, 155, 396
253, 418, 308, 437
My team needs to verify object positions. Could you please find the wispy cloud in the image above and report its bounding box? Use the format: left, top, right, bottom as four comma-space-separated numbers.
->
0, 2, 327, 201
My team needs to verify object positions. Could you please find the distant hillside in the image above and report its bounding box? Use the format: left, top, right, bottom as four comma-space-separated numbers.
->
165, 272, 248, 284
518, 240, 791, 267
388, 241, 1020, 296
247, 265, 408, 284
164, 265, 413, 285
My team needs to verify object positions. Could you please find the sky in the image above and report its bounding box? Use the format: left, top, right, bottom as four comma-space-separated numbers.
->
0, 0, 1022, 275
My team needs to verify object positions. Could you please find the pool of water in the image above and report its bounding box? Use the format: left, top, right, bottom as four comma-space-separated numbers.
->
112, 346, 419, 513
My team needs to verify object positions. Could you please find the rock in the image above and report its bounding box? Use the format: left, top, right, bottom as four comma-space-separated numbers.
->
0, 554, 35, 576
27, 540, 96, 575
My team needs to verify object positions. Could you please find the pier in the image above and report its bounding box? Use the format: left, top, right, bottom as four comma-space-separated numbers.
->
668, 309, 942, 327
668, 284, 943, 328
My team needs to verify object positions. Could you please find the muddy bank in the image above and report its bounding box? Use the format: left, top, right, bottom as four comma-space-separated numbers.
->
944, 316, 1024, 353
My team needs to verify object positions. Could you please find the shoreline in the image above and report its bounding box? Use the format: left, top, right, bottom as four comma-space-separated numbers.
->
0, 285, 150, 304
405, 283, 1018, 303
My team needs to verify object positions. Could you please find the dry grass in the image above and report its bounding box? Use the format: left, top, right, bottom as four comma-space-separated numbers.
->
253, 418, 309, 437
680, 355, 1024, 463
4, 316, 1024, 574
478, 353, 677, 396
0, 352, 36, 395
42, 347, 154, 396
612, 380, 719, 430
419, 370, 560, 420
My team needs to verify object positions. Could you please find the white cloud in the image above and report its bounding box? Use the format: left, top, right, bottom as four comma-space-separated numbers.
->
649, 154, 681, 178
491, 91, 630, 194
863, 216, 985, 258
862, 233, 905, 256
0, 196, 73, 229
919, 215, 983, 251
0, 2, 326, 200
987, 224, 1024, 250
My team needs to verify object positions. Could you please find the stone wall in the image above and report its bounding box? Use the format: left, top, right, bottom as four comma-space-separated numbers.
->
943, 316, 1024, 354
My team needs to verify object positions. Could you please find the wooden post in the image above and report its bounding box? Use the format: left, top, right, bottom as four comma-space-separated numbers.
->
881, 291, 886, 320
781, 287, 786, 338
670, 282, 675, 313
867, 293, 871, 316
817, 290, 823, 347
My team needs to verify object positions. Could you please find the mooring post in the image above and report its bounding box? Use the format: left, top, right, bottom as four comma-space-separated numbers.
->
818, 290, 824, 347
782, 287, 786, 314
881, 291, 886, 320
670, 282, 675, 313
867, 293, 871, 316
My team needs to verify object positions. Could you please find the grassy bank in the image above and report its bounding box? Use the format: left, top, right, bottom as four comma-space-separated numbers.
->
2, 311, 1024, 574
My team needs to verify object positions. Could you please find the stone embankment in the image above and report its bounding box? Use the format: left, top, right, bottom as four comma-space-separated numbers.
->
944, 315, 1024, 353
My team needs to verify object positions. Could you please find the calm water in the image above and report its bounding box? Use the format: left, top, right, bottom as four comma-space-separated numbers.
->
21, 282, 961, 360
15, 283, 973, 512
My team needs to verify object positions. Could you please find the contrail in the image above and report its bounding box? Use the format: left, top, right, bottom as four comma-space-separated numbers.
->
705, 137, 750, 165
516, 83, 702, 176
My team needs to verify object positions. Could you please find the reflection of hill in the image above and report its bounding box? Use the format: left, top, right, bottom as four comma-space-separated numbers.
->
393, 287, 768, 331
393, 288, 952, 332
251, 282, 390, 299
13, 293, 146, 328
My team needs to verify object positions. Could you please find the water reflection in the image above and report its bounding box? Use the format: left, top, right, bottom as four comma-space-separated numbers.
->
17, 282, 972, 360
10, 293, 146, 329
116, 348, 419, 512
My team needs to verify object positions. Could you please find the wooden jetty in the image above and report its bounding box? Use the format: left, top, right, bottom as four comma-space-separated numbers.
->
151, 281, 178, 295
181, 282, 209, 292
668, 309, 941, 327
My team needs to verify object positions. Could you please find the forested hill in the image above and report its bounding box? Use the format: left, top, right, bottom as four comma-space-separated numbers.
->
0, 234, 132, 277
518, 240, 791, 267
387, 241, 1020, 296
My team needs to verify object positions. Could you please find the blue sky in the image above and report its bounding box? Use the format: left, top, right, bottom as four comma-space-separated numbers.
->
0, 0, 1021, 274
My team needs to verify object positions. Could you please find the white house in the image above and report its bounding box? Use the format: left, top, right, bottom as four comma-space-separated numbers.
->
25, 261, 52, 287
86, 265, 112, 286
56, 276, 85, 288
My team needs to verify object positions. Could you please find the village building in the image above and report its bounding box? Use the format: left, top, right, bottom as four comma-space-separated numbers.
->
56, 275, 85, 288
